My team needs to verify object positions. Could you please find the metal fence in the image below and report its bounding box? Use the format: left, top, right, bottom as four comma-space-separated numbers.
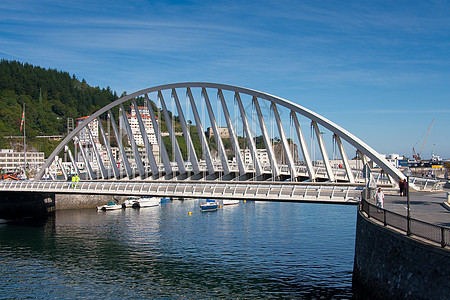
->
360, 198, 449, 248
0, 180, 362, 204
410, 177, 447, 192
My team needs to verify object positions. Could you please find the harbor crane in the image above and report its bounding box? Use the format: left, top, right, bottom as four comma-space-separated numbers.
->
412, 118, 435, 160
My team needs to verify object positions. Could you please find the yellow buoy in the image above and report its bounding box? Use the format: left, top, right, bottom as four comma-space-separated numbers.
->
244, 200, 246, 203
188, 211, 192, 215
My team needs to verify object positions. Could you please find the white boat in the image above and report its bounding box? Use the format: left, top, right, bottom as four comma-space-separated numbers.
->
132, 197, 161, 208
122, 196, 140, 208
97, 201, 123, 211
223, 199, 239, 206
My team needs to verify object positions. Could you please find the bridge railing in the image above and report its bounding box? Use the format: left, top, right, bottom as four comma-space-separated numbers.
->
360, 198, 449, 248
0, 180, 363, 204
409, 177, 446, 191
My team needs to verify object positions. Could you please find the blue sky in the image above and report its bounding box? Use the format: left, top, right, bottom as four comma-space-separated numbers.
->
1, 0, 449, 159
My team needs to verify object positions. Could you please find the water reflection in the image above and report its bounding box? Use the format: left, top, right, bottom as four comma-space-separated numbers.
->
0, 199, 356, 298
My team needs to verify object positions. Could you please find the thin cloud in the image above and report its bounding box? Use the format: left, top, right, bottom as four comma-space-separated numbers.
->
327, 109, 450, 114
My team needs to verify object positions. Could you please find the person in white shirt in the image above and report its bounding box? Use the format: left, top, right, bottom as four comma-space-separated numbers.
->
374, 187, 384, 212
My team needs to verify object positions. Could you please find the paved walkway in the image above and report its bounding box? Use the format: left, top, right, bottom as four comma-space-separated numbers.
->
379, 188, 450, 228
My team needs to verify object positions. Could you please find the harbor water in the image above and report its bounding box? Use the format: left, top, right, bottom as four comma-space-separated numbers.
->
0, 199, 357, 299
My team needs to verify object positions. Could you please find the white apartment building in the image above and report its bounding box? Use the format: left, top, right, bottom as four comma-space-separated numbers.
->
76, 116, 99, 145
235, 148, 270, 166
127, 105, 157, 146
75, 116, 102, 168
0, 149, 45, 173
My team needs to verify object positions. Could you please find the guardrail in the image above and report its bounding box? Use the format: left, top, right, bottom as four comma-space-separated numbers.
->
409, 177, 447, 191
0, 180, 363, 204
360, 198, 449, 248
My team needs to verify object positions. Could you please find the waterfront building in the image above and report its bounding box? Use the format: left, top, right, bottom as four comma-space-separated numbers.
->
0, 149, 45, 173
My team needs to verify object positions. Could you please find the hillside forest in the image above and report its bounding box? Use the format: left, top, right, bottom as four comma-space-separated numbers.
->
0, 60, 118, 155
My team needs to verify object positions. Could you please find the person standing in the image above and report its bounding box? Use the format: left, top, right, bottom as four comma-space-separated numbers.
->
399, 179, 404, 196
374, 187, 385, 212
402, 179, 408, 197
71, 175, 76, 188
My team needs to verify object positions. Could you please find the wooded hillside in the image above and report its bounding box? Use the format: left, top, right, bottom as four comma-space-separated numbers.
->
0, 60, 118, 154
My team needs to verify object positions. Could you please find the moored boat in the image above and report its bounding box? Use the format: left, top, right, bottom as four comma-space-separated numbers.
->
200, 199, 219, 212
122, 196, 140, 208
132, 197, 161, 208
223, 199, 239, 206
97, 201, 122, 211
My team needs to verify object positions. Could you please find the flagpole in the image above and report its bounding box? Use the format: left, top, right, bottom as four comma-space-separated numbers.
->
23, 103, 26, 176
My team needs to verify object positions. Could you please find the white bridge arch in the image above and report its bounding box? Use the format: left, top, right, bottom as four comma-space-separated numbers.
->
36, 82, 405, 185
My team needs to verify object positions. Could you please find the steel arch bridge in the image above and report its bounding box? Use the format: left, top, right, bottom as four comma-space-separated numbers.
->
35, 82, 405, 188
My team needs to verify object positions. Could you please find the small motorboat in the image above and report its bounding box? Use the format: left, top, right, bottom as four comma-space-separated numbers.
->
122, 196, 140, 208
97, 201, 122, 211
200, 199, 219, 212
160, 197, 172, 203
132, 197, 161, 208
223, 199, 239, 206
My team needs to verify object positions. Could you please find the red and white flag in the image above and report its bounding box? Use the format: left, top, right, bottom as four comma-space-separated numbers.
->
19, 109, 25, 131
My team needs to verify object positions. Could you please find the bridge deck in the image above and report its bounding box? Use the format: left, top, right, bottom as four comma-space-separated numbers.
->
0, 180, 364, 205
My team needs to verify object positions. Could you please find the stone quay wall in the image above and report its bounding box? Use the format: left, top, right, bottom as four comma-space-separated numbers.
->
54, 193, 119, 210
352, 209, 449, 299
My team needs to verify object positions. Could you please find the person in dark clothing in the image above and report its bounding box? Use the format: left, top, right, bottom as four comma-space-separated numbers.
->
399, 179, 404, 196
402, 179, 408, 197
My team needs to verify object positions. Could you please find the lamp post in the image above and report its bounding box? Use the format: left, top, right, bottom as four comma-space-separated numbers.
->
403, 168, 412, 236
